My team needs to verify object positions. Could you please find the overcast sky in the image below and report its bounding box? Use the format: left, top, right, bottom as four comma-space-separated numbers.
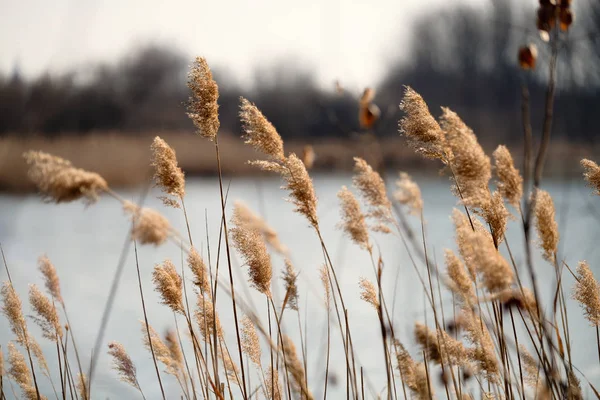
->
1, 0, 483, 89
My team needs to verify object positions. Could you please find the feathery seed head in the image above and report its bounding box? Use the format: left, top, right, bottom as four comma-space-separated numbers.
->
28, 284, 62, 340
395, 341, 433, 400
266, 368, 283, 400
302, 145, 315, 169
23, 151, 107, 204
461, 308, 499, 382
151, 136, 185, 201
123, 201, 171, 246
8, 342, 42, 400
482, 190, 509, 245
493, 146, 523, 207
77, 373, 89, 400
165, 329, 183, 368
337, 186, 371, 250
281, 335, 313, 399
38, 256, 62, 303
140, 323, 178, 376
1, 282, 27, 344
240, 98, 285, 161
394, 172, 423, 215
231, 207, 273, 295
534, 189, 559, 263
582, 159, 600, 196
414, 322, 468, 366
187, 247, 210, 294
152, 259, 184, 314
241, 316, 262, 366
187, 57, 219, 140
493, 288, 538, 315
220, 348, 241, 386
573, 261, 600, 326
108, 342, 140, 390
452, 209, 492, 279
445, 249, 475, 304
233, 201, 288, 255
359, 277, 379, 309
320, 265, 331, 308
282, 259, 299, 311
468, 228, 514, 293
399, 87, 447, 161
195, 294, 223, 341
353, 157, 392, 233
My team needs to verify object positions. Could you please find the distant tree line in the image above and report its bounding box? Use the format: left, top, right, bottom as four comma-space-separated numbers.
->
0, 0, 598, 143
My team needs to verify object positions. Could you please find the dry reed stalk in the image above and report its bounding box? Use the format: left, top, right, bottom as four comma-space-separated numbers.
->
572, 261, 600, 326
187, 57, 220, 140
23, 151, 107, 204
353, 157, 393, 233
230, 207, 273, 296
493, 145, 523, 208
220, 347, 241, 387
7, 343, 44, 400
240, 98, 285, 161
399, 87, 447, 161
265, 368, 282, 400
195, 294, 224, 342
151, 136, 185, 206
337, 186, 371, 250
77, 373, 89, 400
394, 172, 423, 216
123, 201, 171, 246
28, 284, 62, 341
533, 189, 559, 263
152, 259, 185, 314
107, 342, 144, 396
187, 247, 210, 294
581, 159, 600, 195
394, 341, 433, 400
140, 323, 181, 378
232, 201, 288, 255
281, 335, 313, 400
490, 288, 537, 316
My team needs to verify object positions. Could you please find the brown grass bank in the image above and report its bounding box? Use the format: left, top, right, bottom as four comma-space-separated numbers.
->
0, 131, 595, 192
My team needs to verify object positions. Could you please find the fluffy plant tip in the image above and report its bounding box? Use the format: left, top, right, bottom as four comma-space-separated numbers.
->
23, 150, 108, 204
151, 136, 185, 199
187, 57, 220, 140
240, 97, 285, 161
582, 158, 600, 196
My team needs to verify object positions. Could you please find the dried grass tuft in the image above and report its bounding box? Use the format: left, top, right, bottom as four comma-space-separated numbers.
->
573, 261, 600, 326
187, 57, 220, 140
152, 259, 184, 314
151, 136, 185, 202
534, 189, 559, 263
123, 201, 171, 246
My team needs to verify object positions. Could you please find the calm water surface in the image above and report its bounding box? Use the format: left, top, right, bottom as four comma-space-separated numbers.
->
1, 174, 599, 398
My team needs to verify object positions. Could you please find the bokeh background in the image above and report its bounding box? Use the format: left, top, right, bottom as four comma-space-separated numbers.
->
2, 0, 600, 398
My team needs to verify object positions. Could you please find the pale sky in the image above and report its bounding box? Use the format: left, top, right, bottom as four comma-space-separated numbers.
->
0, 0, 482, 89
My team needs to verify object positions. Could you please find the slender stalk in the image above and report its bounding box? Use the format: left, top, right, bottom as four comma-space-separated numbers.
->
213, 137, 248, 399
133, 241, 166, 399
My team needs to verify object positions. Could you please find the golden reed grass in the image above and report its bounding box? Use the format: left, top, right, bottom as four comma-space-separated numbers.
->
4, 28, 599, 400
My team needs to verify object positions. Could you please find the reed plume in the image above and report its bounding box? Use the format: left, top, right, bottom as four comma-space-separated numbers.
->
281, 335, 312, 399
196, 294, 223, 341
107, 342, 142, 392
233, 201, 288, 255
445, 249, 475, 304
1, 282, 27, 345
572, 261, 600, 326
140, 323, 180, 376
394, 172, 423, 216
452, 209, 490, 279
468, 227, 514, 293
266, 368, 282, 400
7, 343, 43, 400
165, 329, 184, 373
151, 136, 185, 203
491, 287, 537, 315
230, 207, 273, 296
461, 308, 499, 382
440, 107, 491, 212
399, 87, 447, 161
353, 157, 392, 233
240, 97, 285, 161
282, 259, 299, 311
414, 322, 468, 366
77, 373, 89, 400
187, 247, 210, 294
320, 264, 330, 307
337, 186, 371, 250
481, 190, 509, 245
493, 145, 523, 208
123, 201, 171, 246
152, 259, 185, 314
23, 151, 107, 204
302, 145, 315, 169
534, 189, 559, 263
220, 348, 241, 386
395, 341, 433, 400
38, 256, 62, 303
187, 57, 220, 140
28, 284, 62, 341
582, 158, 600, 195
241, 316, 261, 366
519, 345, 540, 387
359, 277, 379, 309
